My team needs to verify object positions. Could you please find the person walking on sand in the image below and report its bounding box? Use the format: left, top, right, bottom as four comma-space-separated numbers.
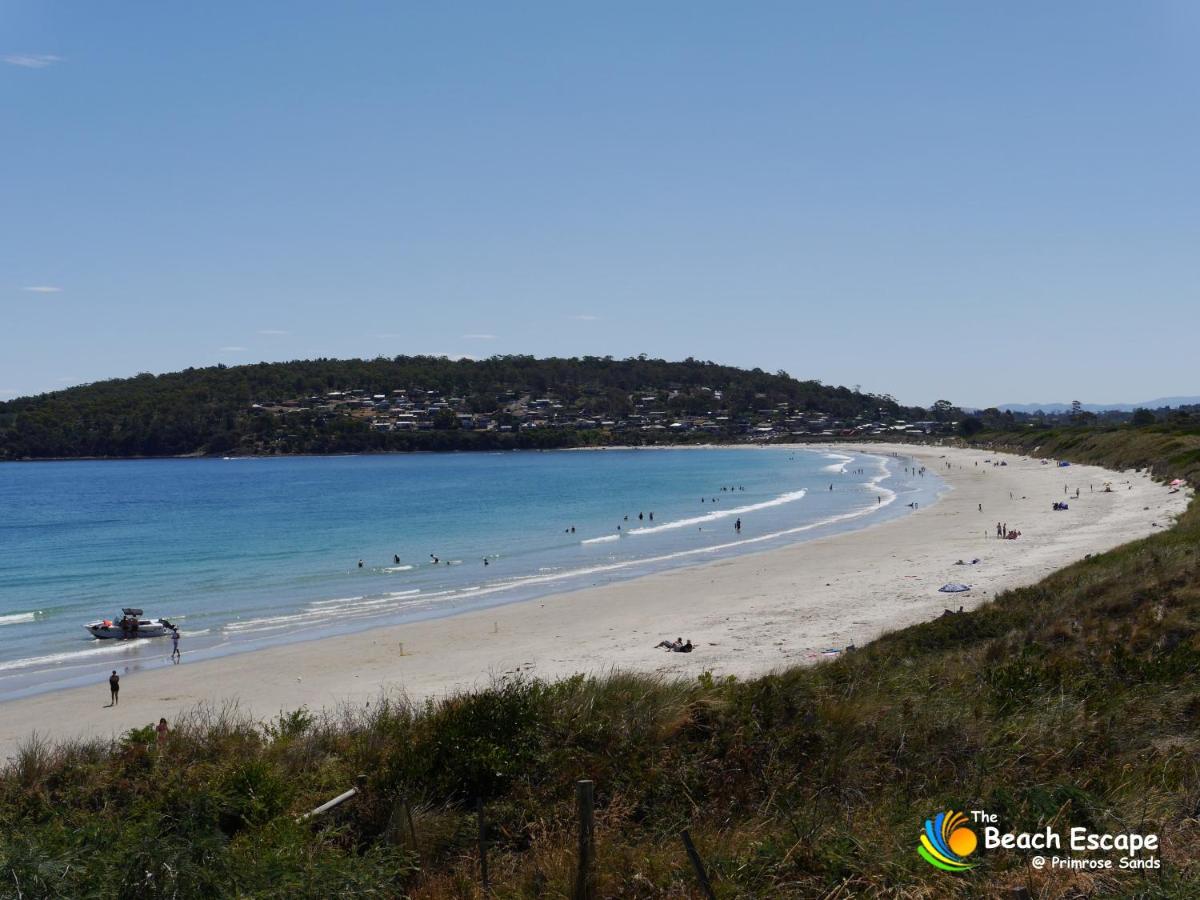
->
171, 628, 181, 663
108, 670, 120, 706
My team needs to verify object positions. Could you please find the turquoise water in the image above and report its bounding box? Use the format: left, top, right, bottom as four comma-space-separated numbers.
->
0, 447, 942, 700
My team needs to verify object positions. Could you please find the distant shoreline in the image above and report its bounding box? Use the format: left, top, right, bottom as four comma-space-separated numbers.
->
0, 436, 937, 464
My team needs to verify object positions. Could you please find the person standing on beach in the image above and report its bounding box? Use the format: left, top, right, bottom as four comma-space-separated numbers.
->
156, 717, 169, 748
171, 628, 181, 663
108, 671, 120, 706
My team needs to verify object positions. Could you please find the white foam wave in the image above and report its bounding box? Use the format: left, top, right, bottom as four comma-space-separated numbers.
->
628, 489, 807, 535
582, 534, 620, 544
0, 611, 39, 627
0, 640, 142, 673
383, 565, 414, 572
229, 590, 428, 636
821, 451, 854, 473
307, 596, 364, 608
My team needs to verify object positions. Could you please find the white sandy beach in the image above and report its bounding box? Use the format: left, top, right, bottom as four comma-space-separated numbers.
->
0, 444, 1189, 759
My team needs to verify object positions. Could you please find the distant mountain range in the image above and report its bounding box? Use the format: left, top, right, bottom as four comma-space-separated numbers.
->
992, 397, 1200, 414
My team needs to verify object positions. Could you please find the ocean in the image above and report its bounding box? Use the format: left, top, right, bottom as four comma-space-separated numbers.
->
0, 446, 943, 700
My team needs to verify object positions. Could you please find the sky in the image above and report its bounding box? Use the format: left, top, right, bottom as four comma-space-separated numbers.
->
3, 2, 1199, 408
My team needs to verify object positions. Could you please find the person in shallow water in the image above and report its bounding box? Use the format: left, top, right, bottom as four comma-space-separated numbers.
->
394, 554, 400, 564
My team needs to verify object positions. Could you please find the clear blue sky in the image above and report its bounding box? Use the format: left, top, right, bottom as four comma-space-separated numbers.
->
3, 2, 1199, 407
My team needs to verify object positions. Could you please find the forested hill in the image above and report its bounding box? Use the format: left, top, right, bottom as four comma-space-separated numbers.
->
0, 356, 917, 460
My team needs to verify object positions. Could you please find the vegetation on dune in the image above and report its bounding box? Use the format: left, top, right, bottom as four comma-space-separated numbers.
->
3, 430, 1200, 897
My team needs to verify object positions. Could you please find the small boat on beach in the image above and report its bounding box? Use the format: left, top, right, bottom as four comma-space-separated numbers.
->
84, 608, 177, 640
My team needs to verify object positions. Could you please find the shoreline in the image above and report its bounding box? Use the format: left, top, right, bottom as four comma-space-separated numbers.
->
0, 445, 930, 703
0, 443, 1188, 759
0, 436, 928, 464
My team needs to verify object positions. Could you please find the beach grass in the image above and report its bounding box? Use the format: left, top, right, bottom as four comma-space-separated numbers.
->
3, 427, 1200, 897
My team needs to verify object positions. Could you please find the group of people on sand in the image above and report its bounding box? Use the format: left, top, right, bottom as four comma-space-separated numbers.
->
655, 637, 694, 653
995, 522, 1021, 539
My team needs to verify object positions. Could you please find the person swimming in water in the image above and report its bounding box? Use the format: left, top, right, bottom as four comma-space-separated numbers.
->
358, 559, 363, 568
393, 554, 400, 565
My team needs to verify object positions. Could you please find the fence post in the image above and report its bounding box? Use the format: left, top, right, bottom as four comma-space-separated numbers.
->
405, 799, 417, 849
477, 797, 490, 895
680, 829, 717, 900
385, 795, 418, 853
573, 779, 595, 900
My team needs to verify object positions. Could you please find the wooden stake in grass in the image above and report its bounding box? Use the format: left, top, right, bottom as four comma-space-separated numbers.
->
476, 797, 490, 894
385, 795, 419, 855
573, 779, 595, 900
680, 829, 717, 900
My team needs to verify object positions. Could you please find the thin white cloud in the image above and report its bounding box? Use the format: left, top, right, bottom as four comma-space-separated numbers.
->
570, 314, 599, 321
22, 285, 62, 293
257, 329, 290, 336
4, 54, 62, 69
219, 346, 247, 352
461, 333, 497, 340
0, 388, 17, 396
